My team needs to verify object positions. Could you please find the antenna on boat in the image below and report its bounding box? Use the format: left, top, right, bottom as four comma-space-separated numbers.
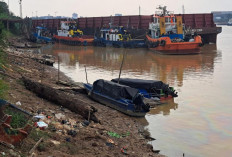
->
156, 5, 168, 16
182, 5, 185, 14
84, 66, 89, 84
118, 50, 126, 83
58, 55, 60, 82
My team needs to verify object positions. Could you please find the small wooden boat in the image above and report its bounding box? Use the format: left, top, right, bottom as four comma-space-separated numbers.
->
147, 6, 203, 54
111, 78, 178, 101
53, 21, 94, 46
84, 79, 150, 117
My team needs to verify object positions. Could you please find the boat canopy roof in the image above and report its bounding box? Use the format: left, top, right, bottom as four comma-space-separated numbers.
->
36, 26, 47, 30
111, 78, 164, 91
101, 29, 111, 32
92, 79, 139, 100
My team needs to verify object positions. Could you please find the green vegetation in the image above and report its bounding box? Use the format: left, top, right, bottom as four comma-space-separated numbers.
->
0, 1, 18, 19
29, 128, 51, 142
0, 1, 21, 37
4, 106, 29, 128
0, 79, 8, 99
0, 22, 8, 99
0, 2, 14, 100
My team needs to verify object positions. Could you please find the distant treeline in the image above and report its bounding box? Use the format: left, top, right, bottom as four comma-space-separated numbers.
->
0, 1, 19, 19
0, 2, 21, 35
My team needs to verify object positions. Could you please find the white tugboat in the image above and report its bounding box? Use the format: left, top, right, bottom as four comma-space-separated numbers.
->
53, 21, 94, 46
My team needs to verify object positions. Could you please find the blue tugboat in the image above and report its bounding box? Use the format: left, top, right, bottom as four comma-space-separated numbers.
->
84, 79, 150, 117
31, 26, 53, 43
94, 26, 146, 48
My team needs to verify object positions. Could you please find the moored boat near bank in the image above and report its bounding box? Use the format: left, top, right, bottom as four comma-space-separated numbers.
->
84, 79, 150, 117
111, 78, 178, 101
94, 27, 146, 48
31, 26, 53, 43
53, 21, 94, 46
146, 6, 203, 54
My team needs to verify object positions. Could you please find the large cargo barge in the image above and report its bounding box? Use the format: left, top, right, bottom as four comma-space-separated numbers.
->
32, 13, 222, 44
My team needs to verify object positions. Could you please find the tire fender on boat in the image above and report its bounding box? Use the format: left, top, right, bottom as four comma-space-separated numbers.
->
160, 40, 166, 46
199, 38, 204, 47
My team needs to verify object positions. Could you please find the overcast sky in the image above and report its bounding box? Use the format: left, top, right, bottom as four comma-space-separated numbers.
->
6, 0, 232, 18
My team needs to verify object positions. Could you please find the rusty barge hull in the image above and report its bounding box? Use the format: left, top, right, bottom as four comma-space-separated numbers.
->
32, 13, 221, 43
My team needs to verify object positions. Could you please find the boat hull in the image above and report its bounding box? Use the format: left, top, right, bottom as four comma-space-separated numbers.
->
53, 35, 94, 46
84, 84, 147, 117
94, 38, 146, 48
146, 35, 202, 55
90, 92, 146, 117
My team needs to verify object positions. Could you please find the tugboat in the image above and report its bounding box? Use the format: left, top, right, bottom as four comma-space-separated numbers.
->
94, 26, 146, 48
146, 6, 203, 54
31, 26, 53, 43
53, 21, 94, 46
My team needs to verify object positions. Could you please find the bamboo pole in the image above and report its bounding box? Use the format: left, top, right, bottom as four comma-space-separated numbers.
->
58, 55, 60, 82
84, 66, 88, 84
118, 50, 126, 83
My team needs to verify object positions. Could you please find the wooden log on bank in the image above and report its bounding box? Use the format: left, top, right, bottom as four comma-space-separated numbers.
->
22, 77, 99, 123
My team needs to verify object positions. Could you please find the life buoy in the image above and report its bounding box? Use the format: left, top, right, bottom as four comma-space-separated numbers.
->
160, 40, 166, 46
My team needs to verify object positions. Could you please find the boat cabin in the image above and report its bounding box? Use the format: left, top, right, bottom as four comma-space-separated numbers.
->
57, 21, 83, 37
100, 27, 131, 41
149, 6, 184, 39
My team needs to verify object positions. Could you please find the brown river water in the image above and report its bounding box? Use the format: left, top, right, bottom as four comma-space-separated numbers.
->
41, 26, 232, 157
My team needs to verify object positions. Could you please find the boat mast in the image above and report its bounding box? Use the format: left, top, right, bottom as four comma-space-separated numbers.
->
19, 0, 22, 18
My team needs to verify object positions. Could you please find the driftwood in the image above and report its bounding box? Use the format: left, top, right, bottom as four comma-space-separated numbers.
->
22, 77, 99, 123
56, 80, 85, 88
7, 53, 54, 66
0, 71, 16, 79
29, 137, 43, 156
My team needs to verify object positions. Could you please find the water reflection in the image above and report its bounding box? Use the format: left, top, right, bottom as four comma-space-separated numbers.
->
147, 44, 219, 87
42, 43, 219, 88
149, 100, 178, 116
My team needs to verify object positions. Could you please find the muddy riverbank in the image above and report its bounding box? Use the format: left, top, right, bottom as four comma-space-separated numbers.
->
0, 37, 163, 157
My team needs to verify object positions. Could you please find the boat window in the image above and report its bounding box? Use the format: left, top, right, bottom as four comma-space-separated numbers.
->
172, 17, 175, 23
118, 34, 123, 40
154, 18, 158, 23
165, 17, 169, 23
156, 31, 159, 37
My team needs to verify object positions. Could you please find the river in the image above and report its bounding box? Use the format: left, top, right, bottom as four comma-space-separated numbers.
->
41, 26, 232, 157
